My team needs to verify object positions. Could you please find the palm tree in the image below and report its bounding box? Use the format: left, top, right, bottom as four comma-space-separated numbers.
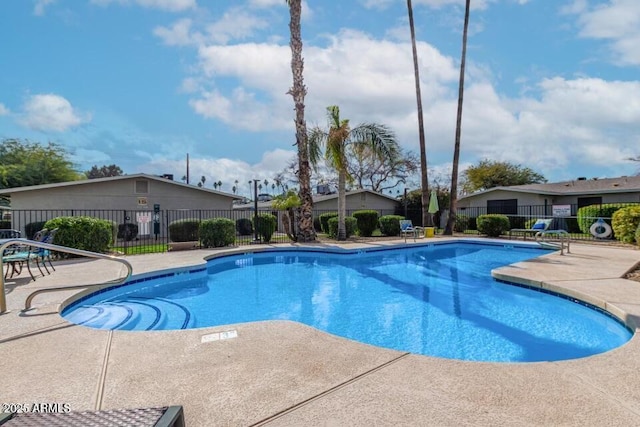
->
217, 180, 222, 190
232, 185, 237, 194
286, 0, 316, 242
444, 0, 470, 235
407, 0, 430, 227
309, 105, 399, 240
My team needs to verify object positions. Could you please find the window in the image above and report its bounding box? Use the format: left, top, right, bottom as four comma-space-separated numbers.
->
487, 199, 517, 215
135, 180, 149, 194
577, 196, 602, 209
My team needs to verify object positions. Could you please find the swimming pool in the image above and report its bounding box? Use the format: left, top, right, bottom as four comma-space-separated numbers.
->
62, 242, 632, 362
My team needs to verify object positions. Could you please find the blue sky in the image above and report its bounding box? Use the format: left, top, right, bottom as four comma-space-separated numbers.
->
1, 0, 639, 197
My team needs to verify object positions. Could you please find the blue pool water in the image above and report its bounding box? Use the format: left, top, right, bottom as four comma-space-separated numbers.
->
63, 242, 632, 362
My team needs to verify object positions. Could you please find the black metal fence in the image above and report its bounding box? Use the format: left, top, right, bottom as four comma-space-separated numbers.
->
3, 203, 633, 255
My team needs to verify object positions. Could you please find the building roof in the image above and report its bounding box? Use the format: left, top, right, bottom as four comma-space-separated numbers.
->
459, 175, 640, 200
233, 188, 400, 210
0, 173, 242, 199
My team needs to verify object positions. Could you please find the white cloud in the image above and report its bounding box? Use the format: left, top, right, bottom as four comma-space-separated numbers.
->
34, 0, 55, 16
569, 0, 640, 66
90, 0, 196, 12
0, 103, 9, 116
20, 94, 89, 132
153, 18, 197, 46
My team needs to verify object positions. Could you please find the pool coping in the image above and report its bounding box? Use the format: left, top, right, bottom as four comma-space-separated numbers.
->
2, 237, 640, 425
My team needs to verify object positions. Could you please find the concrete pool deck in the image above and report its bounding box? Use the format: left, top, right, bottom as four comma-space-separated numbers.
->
2, 237, 640, 426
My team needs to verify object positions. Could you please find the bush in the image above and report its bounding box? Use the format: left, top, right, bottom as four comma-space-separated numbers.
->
25, 221, 48, 239
612, 206, 640, 243
117, 223, 138, 241
0, 220, 10, 229
169, 218, 200, 242
236, 218, 253, 236
319, 212, 338, 234
254, 213, 277, 243
577, 204, 626, 235
200, 218, 235, 247
43, 216, 113, 253
313, 216, 322, 232
509, 216, 528, 229
352, 210, 379, 237
454, 215, 470, 232
476, 214, 510, 237
327, 216, 357, 239
635, 222, 640, 246
379, 215, 404, 236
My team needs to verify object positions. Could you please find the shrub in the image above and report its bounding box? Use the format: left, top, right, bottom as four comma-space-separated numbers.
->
476, 214, 510, 237
612, 206, 640, 243
117, 223, 138, 241
327, 216, 357, 239
379, 215, 404, 236
0, 220, 10, 229
509, 216, 528, 229
635, 222, 640, 246
200, 218, 235, 247
169, 218, 200, 242
313, 216, 322, 232
236, 218, 253, 236
352, 210, 379, 237
577, 204, 626, 235
254, 213, 277, 243
319, 212, 338, 234
454, 215, 470, 232
43, 216, 113, 253
25, 221, 48, 239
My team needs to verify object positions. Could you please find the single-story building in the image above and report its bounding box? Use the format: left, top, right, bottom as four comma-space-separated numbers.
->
234, 189, 401, 231
457, 175, 640, 218
0, 174, 242, 237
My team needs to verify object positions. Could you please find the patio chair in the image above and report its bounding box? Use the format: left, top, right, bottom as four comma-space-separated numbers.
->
509, 219, 552, 240
400, 219, 424, 242
0, 405, 185, 426
2, 229, 50, 280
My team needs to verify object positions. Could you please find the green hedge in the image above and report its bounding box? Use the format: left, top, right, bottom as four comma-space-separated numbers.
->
200, 218, 235, 247
254, 213, 277, 243
236, 218, 253, 236
352, 210, 379, 237
327, 216, 357, 239
117, 223, 138, 241
25, 221, 48, 239
169, 218, 200, 242
43, 216, 113, 253
0, 220, 10, 229
319, 212, 338, 234
577, 204, 626, 235
612, 206, 640, 243
379, 215, 404, 236
454, 215, 470, 232
476, 214, 510, 237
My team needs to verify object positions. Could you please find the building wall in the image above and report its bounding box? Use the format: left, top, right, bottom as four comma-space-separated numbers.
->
458, 190, 548, 208
314, 192, 399, 212
9, 178, 235, 211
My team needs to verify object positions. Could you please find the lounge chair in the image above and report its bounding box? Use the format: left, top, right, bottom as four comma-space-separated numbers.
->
2, 229, 50, 280
0, 405, 185, 426
400, 219, 424, 242
509, 219, 552, 240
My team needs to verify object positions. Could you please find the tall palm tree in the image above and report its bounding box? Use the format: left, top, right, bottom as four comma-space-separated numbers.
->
286, 0, 316, 242
407, 0, 430, 227
309, 105, 399, 240
444, 0, 471, 235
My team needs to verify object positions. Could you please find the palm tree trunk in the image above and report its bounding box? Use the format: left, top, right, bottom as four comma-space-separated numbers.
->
444, 0, 470, 235
287, 0, 316, 242
337, 169, 347, 240
407, 0, 430, 228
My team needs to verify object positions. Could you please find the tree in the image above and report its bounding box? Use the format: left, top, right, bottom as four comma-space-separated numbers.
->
461, 160, 546, 193
197, 175, 206, 188
85, 164, 124, 179
407, 0, 431, 227
0, 139, 81, 189
272, 189, 301, 242
287, 0, 316, 242
309, 105, 399, 240
444, 0, 470, 236
347, 146, 418, 193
